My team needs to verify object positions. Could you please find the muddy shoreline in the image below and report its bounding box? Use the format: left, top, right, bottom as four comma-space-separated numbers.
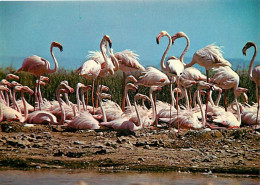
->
0, 122, 259, 175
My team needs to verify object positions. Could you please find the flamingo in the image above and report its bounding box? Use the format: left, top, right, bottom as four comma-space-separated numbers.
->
66, 85, 109, 130
211, 66, 240, 111
208, 87, 247, 129
1, 85, 34, 122
242, 41, 260, 126
0, 85, 10, 109
114, 49, 145, 110
16, 41, 63, 110
100, 93, 150, 131
121, 75, 138, 111
4, 74, 19, 107
156, 30, 185, 130
0, 79, 11, 106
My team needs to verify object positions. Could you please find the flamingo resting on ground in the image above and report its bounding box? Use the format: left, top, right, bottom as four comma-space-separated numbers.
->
16, 41, 63, 110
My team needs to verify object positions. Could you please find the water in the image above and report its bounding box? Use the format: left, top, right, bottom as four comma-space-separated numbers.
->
0, 169, 258, 185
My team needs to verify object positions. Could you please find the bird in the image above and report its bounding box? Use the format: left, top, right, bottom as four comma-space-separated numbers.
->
114, 49, 145, 110
4, 74, 19, 107
100, 93, 150, 131
242, 41, 260, 126
16, 41, 63, 110
208, 87, 247, 129
211, 66, 240, 111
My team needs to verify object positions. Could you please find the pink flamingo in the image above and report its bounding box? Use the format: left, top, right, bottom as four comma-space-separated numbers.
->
16, 41, 63, 110
243, 41, 260, 126
114, 50, 145, 110
100, 93, 150, 131
4, 74, 19, 107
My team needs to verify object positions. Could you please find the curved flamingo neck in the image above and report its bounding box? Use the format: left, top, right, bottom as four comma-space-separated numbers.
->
0, 103, 3, 122
149, 88, 156, 124
124, 86, 132, 108
21, 91, 28, 121
248, 43, 257, 79
57, 89, 65, 125
12, 90, 21, 113
160, 33, 172, 71
134, 97, 142, 127
196, 88, 205, 126
180, 34, 190, 64
98, 85, 107, 122
76, 85, 81, 112
100, 39, 109, 70
81, 90, 86, 111
48, 45, 59, 74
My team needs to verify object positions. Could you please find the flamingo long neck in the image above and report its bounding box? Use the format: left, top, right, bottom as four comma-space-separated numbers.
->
124, 87, 131, 108
0, 91, 7, 105
149, 88, 156, 124
170, 82, 176, 107
193, 89, 198, 108
21, 91, 28, 122
160, 33, 172, 71
134, 97, 143, 127
234, 94, 241, 124
197, 88, 206, 126
248, 43, 257, 79
12, 90, 21, 113
48, 45, 59, 73
57, 89, 65, 125
81, 90, 86, 111
215, 91, 222, 106
209, 90, 214, 106
0, 103, 3, 122
180, 86, 190, 109
98, 86, 107, 122
180, 34, 190, 64
4, 87, 9, 106
76, 85, 81, 112
100, 40, 109, 70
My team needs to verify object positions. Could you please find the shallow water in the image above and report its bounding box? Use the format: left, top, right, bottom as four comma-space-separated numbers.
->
0, 169, 259, 185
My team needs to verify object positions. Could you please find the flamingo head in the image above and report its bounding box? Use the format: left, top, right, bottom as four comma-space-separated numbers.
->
51, 42, 63, 52
77, 82, 86, 89
22, 86, 34, 95
151, 85, 162, 92
171, 31, 186, 44
101, 93, 112, 100
101, 85, 109, 92
103, 35, 112, 48
38, 80, 46, 87
11, 81, 22, 87
0, 85, 10, 92
126, 83, 138, 92
197, 81, 211, 90
126, 75, 138, 84
156, 30, 168, 44
6, 74, 19, 81
242, 41, 255, 56
13, 85, 23, 93
135, 93, 151, 102
40, 76, 50, 83
0, 79, 12, 87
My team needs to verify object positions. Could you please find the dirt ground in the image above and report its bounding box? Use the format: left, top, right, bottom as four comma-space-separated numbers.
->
0, 121, 259, 175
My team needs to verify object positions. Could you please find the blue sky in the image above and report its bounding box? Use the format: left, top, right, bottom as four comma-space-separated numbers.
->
0, 0, 259, 71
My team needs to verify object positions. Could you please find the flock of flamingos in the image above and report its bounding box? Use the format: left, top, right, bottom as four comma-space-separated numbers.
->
0, 31, 259, 132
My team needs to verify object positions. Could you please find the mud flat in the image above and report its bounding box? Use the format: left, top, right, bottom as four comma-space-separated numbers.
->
0, 122, 259, 175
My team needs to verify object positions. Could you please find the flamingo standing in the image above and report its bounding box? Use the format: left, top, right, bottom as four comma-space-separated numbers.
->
16, 41, 63, 110
4, 74, 19, 107
156, 30, 185, 131
242, 41, 260, 126
114, 50, 145, 110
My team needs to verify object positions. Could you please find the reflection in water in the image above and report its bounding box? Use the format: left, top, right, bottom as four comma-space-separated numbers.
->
0, 169, 258, 185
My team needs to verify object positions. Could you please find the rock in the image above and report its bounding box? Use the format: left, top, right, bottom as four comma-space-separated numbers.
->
94, 149, 107, 155
36, 135, 43, 139
74, 141, 86, 145
30, 133, 35, 138
144, 145, 150, 150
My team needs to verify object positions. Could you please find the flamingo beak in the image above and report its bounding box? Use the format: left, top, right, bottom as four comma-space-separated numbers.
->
171, 35, 177, 44
156, 35, 161, 44
242, 47, 247, 56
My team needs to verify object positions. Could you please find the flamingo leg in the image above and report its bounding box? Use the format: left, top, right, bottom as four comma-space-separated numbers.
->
121, 72, 126, 111
33, 76, 37, 111
154, 92, 158, 127
188, 87, 192, 109
256, 85, 259, 130
37, 77, 41, 110
169, 81, 172, 131
92, 79, 95, 114
95, 77, 100, 109
204, 69, 209, 127
176, 78, 180, 132
224, 89, 228, 112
